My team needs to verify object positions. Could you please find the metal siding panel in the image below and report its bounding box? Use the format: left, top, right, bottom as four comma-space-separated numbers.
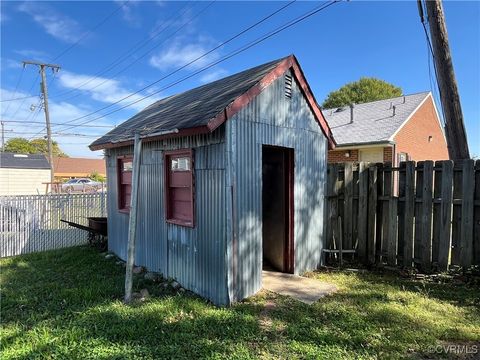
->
230, 71, 327, 301
105, 132, 228, 305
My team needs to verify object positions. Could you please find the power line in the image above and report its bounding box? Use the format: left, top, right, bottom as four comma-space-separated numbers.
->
50, 1, 196, 100
0, 1, 128, 105
1, 120, 114, 128
418, 0, 446, 126
6, 130, 103, 137
52, 0, 130, 61
53, 0, 300, 130
1, 67, 25, 116
59, 0, 340, 132
58, 1, 214, 102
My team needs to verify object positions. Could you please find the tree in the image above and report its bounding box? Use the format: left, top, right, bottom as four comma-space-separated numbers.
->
30, 138, 68, 157
89, 171, 106, 183
4, 138, 35, 154
322, 77, 402, 109
3, 137, 68, 157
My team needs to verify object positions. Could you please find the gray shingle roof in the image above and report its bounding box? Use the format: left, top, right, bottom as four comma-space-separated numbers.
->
323, 92, 431, 146
90, 56, 289, 149
0, 153, 51, 169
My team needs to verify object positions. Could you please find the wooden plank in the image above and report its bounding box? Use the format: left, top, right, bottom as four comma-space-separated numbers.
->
383, 162, 394, 263
375, 163, 384, 263
474, 160, 480, 265
357, 162, 368, 262
344, 162, 354, 250
387, 197, 398, 266
329, 164, 340, 256
413, 162, 424, 266
367, 165, 378, 265
438, 160, 453, 271
326, 165, 337, 249
397, 162, 406, 264
403, 161, 415, 267
431, 161, 443, 265
460, 159, 475, 267
420, 161, 434, 272
451, 163, 463, 264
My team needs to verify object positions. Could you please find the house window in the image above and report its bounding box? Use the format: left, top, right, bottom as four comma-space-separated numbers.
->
165, 149, 194, 227
117, 156, 133, 212
398, 152, 410, 163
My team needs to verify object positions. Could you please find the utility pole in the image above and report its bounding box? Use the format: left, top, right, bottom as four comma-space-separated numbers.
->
424, 0, 470, 159
22, 60, 61, 183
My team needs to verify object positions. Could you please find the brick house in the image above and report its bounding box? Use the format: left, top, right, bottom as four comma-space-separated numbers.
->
323, 92, 449, 164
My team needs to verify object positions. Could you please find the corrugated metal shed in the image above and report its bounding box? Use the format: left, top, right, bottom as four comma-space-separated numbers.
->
100, 55, 329, 305
226, 69, 327, 301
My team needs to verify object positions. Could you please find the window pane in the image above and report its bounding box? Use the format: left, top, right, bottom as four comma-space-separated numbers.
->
171, 157, 190, 171
122, 161, 133, 172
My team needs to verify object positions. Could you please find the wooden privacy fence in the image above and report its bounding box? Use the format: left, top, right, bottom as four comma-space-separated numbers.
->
326, 160, 480, 271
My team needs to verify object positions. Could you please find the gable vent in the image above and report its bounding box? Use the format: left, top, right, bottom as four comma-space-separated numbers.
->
285, 74, 293, 99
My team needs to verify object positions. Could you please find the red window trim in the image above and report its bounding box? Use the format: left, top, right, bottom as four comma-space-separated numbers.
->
117, 155, 133, 213
164, 149, 195, 228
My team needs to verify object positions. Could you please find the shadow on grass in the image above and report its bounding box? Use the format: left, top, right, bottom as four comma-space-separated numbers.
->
1, 246, 479, 359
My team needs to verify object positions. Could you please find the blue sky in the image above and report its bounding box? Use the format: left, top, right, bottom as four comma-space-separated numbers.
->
1, 0, 479, 158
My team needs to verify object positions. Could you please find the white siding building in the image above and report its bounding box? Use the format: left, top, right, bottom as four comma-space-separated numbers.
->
0, 153, 51, 195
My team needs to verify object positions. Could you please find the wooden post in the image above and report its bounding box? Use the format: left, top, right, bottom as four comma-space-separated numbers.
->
367, 165, 377, 265
421, 161, 434, 271
403, 161, 415, 267
387, 197, 398, 266
425, 0, 470, 160
344, 162, 353, 250
438, 160, 453, 271
357, 162, 368, 262
338, 216, 343, 267
474, 160, 480, 265
460, 159, 475, 268
124, 133, 143, 304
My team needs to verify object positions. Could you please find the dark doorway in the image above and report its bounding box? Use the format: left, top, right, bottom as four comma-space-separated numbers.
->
262, 145, 294, 273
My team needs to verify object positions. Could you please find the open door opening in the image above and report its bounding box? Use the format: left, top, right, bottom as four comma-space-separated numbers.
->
262, 145, 294, 274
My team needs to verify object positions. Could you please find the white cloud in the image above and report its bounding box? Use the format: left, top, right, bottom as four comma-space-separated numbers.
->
57, 71, 161, 111
200, 68, 228, 84
0, 87, 115, 157
18, 2, 83, 43
149, 36, 220, 71
115, 0, 141, 27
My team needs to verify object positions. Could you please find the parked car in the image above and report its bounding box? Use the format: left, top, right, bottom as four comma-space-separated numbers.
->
61, 178, 102, 193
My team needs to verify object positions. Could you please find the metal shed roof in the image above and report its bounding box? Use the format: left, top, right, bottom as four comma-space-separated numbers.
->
323, 92, 432, 146
89, 55, 334, 150
0, 152, 51, 169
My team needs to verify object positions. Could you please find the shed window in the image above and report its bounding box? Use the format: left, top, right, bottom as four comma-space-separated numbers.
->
118, 156, 133, 212
165, 149, 194, 227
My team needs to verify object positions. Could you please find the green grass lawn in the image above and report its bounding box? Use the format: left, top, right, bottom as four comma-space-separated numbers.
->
1, 246, 479, 359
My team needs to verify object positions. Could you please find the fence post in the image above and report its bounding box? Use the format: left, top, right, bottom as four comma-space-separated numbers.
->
438, 160, 453, 271
344, 162, 353, 251
474, 160, 480, 265
367, 165, 377, 265
421, 161, 434, 271
403, 161, 415, 268
460, 159, 475, 268
357, 162, 368, 262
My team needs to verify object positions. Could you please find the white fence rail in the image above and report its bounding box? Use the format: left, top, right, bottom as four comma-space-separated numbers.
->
0, 193, 107, 258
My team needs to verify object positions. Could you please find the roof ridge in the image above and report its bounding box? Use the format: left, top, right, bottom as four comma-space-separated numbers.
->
323, 91, 430, 111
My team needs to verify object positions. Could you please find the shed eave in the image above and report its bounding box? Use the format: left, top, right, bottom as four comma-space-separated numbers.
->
89, 125, 211, 151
